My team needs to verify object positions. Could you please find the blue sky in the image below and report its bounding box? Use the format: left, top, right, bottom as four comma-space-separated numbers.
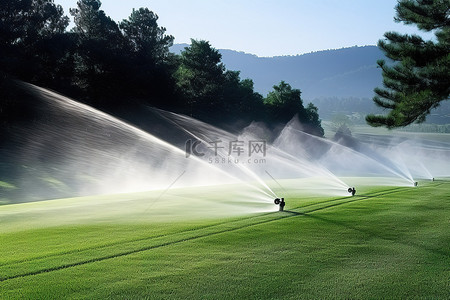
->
56, 0, 432, 57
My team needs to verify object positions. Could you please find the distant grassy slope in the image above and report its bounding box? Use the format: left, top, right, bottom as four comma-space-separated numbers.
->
0, 180, 448, 299
323, 121, 450, 140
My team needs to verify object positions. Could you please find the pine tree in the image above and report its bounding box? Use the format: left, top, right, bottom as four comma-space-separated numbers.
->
174, 40, 226, 119
69, 0, 126, 105
264, 81, 307, 124
366, 0, 450, 128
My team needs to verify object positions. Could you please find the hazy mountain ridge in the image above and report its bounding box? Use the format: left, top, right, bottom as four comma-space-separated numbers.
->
171, 44, 384, 99
171, 44, 449, 125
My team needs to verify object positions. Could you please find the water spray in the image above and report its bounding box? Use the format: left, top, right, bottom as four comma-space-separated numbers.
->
274, 198, 286, 211
347, 187, 356, 196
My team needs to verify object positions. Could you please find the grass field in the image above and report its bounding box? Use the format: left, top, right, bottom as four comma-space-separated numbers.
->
0, 179, 449, 299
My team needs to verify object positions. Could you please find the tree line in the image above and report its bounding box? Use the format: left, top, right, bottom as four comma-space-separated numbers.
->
0, 0, 324, 137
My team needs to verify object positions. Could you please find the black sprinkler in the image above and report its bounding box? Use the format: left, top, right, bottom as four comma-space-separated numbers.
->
348, 187, 356, 196
274, 198, 285, 211
414, 182, 418, 187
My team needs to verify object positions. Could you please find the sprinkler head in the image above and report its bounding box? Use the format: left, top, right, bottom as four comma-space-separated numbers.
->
414, 182, 418, 187
348, 187, 356, 196
274, 198, 285, 211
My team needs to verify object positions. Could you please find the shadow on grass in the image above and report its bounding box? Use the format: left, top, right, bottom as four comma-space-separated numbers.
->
283, 210, 304, 216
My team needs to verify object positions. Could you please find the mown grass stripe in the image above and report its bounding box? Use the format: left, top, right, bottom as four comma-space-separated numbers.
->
0, 184, 436, 282
0, 187, 401, 267
0, 211, 297, 282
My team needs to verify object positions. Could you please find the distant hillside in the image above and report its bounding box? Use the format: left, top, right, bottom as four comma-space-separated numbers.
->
171, 44, 384, 100
171, 44, 449, 125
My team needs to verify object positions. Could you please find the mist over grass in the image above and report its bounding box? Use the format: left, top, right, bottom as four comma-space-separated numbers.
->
2, 83, 448, 206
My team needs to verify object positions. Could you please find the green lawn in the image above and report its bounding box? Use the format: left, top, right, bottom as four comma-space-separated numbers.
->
0, 179, 448, 299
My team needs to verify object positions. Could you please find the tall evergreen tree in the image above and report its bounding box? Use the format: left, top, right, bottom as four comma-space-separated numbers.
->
222, 73, 265, 123
70, 0, 126, 105
0, 0, 69, 81
264, 81, 307, 123
305, 103, 324, 137
264, 81, 324, 136
119, 8, 177, 107
366, 0, 450, 128
174, 40, 266, 125
175, 40, 225, 119
120, 8, 174, 64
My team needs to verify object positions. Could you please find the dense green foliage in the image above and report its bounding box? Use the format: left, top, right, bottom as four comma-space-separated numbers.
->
0, 0, 323, 135
174, 40, 264, 124
367, 0, 450, 128
0, 0, 70, 86
265, 81, 324, 135
0, 181, 448, 298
